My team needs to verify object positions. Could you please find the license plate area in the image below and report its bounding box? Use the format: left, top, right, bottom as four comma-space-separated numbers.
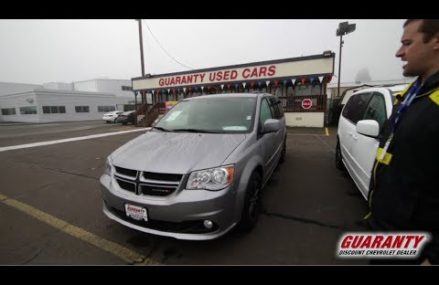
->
125, 204, 148, 221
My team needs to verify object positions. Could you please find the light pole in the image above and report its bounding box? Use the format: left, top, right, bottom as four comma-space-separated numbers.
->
336, 21, 356, 97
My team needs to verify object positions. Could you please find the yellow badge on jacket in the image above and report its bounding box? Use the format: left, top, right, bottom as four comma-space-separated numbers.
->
429, 90, 439, 105
376, 148, 393, 165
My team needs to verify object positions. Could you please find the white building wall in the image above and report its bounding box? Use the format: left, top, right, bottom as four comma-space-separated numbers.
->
0, 92, 39, 122
1, 79, 135, 123
0, 90, 118, 123
35, 90, 118, 123
285, 112, 324, 128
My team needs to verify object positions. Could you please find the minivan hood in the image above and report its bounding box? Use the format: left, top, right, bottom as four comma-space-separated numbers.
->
110, 130, 246, 174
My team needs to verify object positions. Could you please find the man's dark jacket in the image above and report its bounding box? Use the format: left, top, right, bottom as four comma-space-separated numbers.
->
368, 71, 439, 264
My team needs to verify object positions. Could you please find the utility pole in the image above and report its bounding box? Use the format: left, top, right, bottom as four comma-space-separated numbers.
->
137, 19, 145, 77
135, 19, 146, 126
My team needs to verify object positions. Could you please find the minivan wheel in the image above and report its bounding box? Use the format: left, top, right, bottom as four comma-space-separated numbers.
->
335, 139, 345, 171
238, 172, 262, 232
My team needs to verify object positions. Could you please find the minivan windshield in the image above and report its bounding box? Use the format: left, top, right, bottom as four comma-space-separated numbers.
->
155, 97, 257, 133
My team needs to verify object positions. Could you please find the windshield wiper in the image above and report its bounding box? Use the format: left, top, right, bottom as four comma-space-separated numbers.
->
152, 126, 170, 132
171, 128, 220, 133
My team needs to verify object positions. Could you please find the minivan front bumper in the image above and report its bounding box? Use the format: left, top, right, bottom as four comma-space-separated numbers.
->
100, 174, 238, 240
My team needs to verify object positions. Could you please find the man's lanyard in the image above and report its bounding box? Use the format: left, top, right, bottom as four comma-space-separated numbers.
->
390, 80, 422, 132
378, 81, 422, 161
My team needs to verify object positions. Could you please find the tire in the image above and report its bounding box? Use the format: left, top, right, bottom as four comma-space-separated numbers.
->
238, 171, 263, 232
335, 139, 346, 171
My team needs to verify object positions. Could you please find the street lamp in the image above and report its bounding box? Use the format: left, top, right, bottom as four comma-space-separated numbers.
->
336, 21, 356, 97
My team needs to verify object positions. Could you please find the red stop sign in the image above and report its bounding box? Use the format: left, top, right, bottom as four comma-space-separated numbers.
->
301, 98, 313, 110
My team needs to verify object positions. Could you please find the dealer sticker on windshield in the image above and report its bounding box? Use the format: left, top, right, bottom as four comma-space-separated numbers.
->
125, 204, 148, 221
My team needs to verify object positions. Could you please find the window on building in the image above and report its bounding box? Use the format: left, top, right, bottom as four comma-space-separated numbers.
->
75, 106, 90, 113
310, 84, 322, 95
286, 86, 294, 97
98, 106, 116, 112
295, 84, 312, 96
42, 106, 66, 114
1, 108, 16, 115
19, 106, 37, 115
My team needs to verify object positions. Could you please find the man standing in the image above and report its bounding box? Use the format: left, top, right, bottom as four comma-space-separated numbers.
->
368, 19, 439, 265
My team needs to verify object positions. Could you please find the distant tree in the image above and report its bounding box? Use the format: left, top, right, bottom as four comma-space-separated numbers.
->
355, 68, 372, 83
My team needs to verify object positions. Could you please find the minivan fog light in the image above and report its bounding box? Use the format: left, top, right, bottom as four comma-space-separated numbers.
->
203, 220, 213, 229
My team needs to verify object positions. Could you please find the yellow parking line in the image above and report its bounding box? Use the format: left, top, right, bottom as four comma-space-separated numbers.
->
325, 127, 330, 137
0, 193, 159, 265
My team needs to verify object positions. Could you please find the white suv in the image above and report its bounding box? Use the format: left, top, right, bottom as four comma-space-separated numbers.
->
335, 84, 408, 200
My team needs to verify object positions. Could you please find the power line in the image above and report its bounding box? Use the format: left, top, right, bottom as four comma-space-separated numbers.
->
144, 21, 195, 70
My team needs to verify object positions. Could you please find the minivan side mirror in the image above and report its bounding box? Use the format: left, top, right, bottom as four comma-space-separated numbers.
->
356, 119, 380, 138
262, 119, 281, 133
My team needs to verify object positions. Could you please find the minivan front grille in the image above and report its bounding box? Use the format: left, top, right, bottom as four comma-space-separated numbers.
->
115, 166, 137, 178
143, 172, 182, 182
115, 178, 136, 193
113, 166, 182, 197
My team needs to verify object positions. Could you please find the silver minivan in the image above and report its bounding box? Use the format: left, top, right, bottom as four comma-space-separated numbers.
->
100, 93, 286, 240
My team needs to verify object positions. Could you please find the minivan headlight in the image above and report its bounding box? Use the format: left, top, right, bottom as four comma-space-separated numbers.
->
186, 165, 235, 191
104, 157, 113, 176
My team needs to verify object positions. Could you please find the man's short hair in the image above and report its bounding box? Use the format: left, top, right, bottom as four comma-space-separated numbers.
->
404, 19, 439, 43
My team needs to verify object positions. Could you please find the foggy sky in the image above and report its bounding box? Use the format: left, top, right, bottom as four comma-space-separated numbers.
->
0, 19, 406, 85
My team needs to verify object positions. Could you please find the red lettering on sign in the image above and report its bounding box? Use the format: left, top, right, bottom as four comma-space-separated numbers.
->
267, 65, 276, 76
159, 78, 165, 86
242, 68, 250, 79
230, 70, 238, 80
208, 72, 215, 82
199, 73, 206, 82
223, 70, 231, 81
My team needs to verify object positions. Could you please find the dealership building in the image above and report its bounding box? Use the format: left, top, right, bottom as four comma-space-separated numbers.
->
0, 79, 135, 123
132, 51, 335, 127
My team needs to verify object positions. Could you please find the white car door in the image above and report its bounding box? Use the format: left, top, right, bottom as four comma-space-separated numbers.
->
338, 92, 373, 175
350, 89, 393, 199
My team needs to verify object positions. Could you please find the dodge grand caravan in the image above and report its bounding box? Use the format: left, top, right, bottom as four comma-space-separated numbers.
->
100, 93, 287, 240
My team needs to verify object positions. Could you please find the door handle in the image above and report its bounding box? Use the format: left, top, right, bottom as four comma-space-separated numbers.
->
352, 134, 358, 140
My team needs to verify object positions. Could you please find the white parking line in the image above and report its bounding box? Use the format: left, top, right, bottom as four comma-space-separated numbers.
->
0, 128, 150, 153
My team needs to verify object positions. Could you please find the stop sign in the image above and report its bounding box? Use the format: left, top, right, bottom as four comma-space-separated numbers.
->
301, 98, 313, 110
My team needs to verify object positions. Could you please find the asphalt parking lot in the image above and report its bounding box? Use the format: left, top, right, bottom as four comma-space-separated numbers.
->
0, 120, 369, 265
